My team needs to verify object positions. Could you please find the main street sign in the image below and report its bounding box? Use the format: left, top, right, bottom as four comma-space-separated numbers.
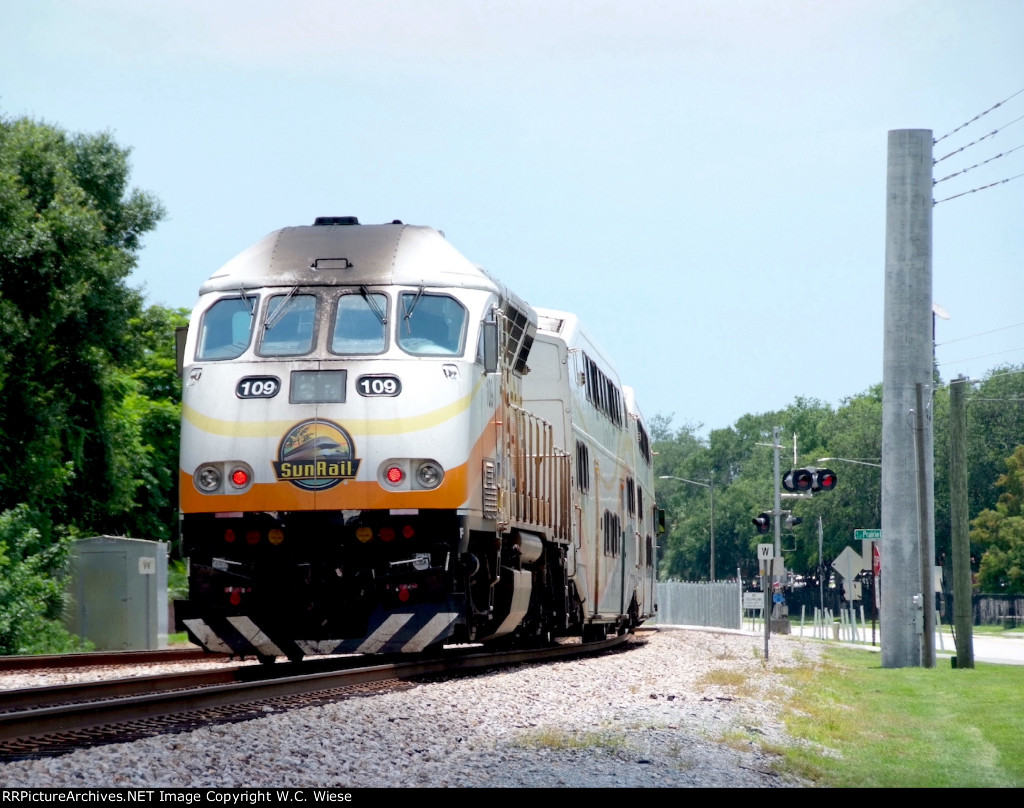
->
854, 528, 882, 540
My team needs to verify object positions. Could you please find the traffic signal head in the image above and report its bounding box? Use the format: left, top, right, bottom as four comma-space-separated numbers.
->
752, 511, 771, 534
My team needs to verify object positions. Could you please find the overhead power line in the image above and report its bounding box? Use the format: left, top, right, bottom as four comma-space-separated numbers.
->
934, 113, 1024, 165
937, 345, 1024, 367
936, 320, 1024, 347
934, 88, 1024, 145
933, 171, 1024, 205
934, 143, 1024, 185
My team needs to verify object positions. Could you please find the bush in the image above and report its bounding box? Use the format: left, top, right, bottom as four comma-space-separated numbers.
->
0, 504, 92, 654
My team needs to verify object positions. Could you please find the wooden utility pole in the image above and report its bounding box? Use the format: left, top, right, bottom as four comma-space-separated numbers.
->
949, 376, 975, 667
915, 383, 935, 667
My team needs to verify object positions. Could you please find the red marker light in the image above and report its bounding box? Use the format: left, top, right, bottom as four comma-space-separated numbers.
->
386, 466, 404, 484
231, 468, 250, 487
246, 530, 260, 545
402, 524, 415, 539
398, 586, 410, 602
380, 527, 396, 542
229, 590, 242, 606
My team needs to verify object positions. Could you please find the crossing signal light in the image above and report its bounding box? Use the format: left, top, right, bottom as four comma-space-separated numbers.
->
814, 468, 837, 492
782, 469, 813, 492
752, 512, 771, 534
783, 511, 803, 529
782, 467, 837, 493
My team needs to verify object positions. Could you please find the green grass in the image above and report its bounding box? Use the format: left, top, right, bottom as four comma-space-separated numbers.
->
773, 647, 1024, 787
968, 624, 1024, 636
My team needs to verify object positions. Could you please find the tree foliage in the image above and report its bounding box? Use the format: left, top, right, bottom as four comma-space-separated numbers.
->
654, 370, 1024, 592
111, 305, 189, 542
0, 113, 166, 651
970, 445, 1024, 593
0, 505, 90, 654
0, 114, 165, 528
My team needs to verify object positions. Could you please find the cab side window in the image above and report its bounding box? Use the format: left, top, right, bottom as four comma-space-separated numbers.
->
397, 293, 466, 356
196, 296, 257, 360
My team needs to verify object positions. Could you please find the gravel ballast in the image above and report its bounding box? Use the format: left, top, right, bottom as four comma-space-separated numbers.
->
0, 628, 822, 788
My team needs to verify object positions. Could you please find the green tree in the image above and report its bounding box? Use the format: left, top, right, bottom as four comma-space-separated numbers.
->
0, 114, 164, 529
0, 113, 164, 652
970, 445, 1024, 593
0, 505, 89, 654
109, 305, 189, 543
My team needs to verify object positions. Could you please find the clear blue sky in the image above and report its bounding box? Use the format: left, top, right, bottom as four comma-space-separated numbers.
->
3, 1, 1022, 435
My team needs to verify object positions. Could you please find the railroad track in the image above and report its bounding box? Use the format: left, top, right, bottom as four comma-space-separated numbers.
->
0, 647, 210, 671
0, 633, 635, 759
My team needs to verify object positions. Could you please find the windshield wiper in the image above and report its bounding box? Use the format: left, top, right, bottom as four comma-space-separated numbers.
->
402, 286, 425, 333
264, 286, 299, 330
360, 285, 387, 324
238, 287, 256, 316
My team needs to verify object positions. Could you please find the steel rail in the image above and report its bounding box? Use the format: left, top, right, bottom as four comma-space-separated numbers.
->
0, 633, 631, 750
0, 647, 209, 672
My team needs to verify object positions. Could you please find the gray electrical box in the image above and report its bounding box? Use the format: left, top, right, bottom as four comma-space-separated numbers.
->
65, 536, 168, 650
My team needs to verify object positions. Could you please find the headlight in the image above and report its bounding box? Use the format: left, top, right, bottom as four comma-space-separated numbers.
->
416, 461, 444, 489
195, 465, 222, 492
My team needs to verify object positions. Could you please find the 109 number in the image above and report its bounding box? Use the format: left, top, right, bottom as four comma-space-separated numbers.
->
356, 375, 401, 397
236, 377, 280, 398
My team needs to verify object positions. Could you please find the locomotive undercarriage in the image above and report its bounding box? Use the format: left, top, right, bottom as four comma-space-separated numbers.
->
177, 510, 583, 661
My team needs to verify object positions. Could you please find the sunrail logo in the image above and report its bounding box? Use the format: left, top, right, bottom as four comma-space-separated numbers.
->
274, 419, 361, 491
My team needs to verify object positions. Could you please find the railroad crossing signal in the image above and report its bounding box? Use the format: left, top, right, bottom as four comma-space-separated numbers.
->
814, 468, 837, 491
752, 511, 771, 534
782, 466, 837, 493
782, 468, 812, 492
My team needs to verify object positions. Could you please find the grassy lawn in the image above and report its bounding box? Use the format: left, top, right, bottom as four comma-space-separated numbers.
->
773, 646, 1024, 787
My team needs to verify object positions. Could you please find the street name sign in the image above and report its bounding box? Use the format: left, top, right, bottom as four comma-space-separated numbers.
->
854, 528, 882, 540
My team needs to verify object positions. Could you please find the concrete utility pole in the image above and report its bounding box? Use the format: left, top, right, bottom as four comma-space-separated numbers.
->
949, 376, 975, 668
881, 129, 936, 668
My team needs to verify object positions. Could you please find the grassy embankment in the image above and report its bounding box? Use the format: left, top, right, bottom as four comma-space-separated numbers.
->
769, 633, 1024, 787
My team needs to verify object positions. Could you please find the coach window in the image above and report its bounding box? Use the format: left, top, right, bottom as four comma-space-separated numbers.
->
331, 290, 388, 355
196, 295, 257, 360
397, 292, 466, 356
260, 292, 317, 356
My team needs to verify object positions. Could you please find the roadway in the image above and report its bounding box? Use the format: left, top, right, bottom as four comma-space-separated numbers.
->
668, 623, 1024, 665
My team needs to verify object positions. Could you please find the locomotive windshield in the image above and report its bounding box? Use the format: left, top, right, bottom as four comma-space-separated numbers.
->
196, 295, 257, 360
397, 292, 466, 356
260, 292, 317, 356
194, 289, 469, 360
330, 291, 388, 355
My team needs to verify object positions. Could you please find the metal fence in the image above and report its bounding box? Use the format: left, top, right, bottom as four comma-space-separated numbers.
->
940, 593, 1024, 627
652, 580, 743, 630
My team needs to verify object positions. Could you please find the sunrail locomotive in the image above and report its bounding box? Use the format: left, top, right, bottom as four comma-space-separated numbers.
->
175, 217, 658, 661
